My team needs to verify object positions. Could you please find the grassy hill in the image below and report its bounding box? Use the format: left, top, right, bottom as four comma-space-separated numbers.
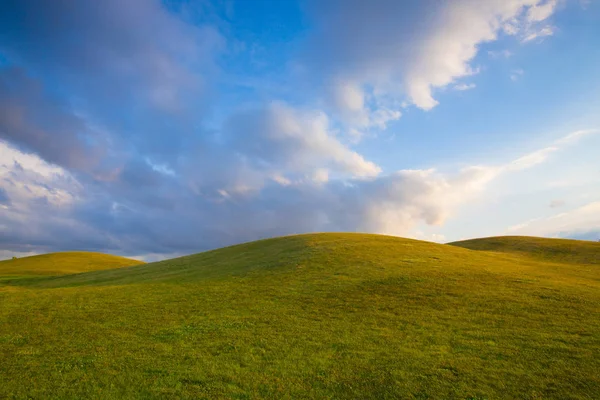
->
1, 233, 599, 399
0, 251, 143, 280
449, 235, 600, 265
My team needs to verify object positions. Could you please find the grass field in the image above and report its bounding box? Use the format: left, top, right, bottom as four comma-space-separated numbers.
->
1, 233, 599, 399
0, 251, 144, 277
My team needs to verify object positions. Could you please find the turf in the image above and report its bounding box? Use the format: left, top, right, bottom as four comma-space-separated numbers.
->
1, 233, 599, 399
449, 235, 600, 265
0, 251, 143, 278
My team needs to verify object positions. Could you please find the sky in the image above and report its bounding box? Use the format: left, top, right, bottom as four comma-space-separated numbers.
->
1, 0, 599, 261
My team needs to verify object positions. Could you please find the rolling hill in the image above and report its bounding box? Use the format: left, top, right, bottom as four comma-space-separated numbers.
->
0, 233, 598, 399
450, 235, 600, 265
0, 251, 144, 279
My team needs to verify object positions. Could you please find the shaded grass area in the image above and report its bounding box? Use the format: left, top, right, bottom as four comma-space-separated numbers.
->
1, 233, 599, 399
449, 235, 600, 266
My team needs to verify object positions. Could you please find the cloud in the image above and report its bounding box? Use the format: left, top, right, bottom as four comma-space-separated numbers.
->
0, 0, 224, 110
0, 187, 9, 206
0, 0, 582, 259
454, 83, 477, 91
507, 146, 558, 170
522, 26, 555, 42
507, 201, 600, 239
0, 67, 108, 172
488, 49, 514, 58
511, 69, 525, 81
224, 102, 382, 179
3, 127, 594, 257
325, 79, 402, 139
0, 144, 469, 255
0, 0, 225, 170
330, 79, 367, 118
527, 0, 559, 22
306, 0, 560, 113
0, 141, 80, 207
554, 129, 599, 145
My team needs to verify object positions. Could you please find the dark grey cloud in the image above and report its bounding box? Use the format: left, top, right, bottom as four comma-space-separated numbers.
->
0, 67, 108, 171
0, 187, 9, 206
560, 230, 600, 242
0, 0, 224, 170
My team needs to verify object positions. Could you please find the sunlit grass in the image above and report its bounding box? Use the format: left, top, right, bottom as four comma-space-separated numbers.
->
1, 233, 598, 399
0, 251, 143, 276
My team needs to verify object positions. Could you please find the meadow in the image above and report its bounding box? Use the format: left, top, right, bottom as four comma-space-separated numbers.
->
0, 233, 598, 399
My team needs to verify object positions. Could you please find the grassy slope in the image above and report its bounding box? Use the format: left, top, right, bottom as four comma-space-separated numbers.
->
449, 235, 600, 265
1, 233, 599, 399
0, 252, 144, 278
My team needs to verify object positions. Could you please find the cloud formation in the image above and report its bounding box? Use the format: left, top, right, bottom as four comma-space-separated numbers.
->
2, 127, 595, 258
306, 0, 559, 116
507, 201, 600, 239
0, 0, 591, 259
0, 0, 224, 174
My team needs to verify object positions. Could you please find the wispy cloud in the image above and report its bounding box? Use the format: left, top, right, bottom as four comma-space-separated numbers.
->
507, 201, 600, 239
488, 50, 514, 59
306, 0, 560, 122
454, 83, 477, 91
511, 69, 525, 81
523, 26, 555, 42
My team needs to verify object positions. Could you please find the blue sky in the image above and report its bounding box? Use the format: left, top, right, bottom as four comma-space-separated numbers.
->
1, 0, 599, 260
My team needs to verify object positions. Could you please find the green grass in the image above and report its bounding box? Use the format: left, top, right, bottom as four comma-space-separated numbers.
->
0, 251, 144, 277
1, 233, 599, 399
450, 235, 600, 265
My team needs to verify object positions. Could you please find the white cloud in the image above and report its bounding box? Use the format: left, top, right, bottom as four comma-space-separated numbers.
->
0, 141, 66, 179
500, 129, 599, 173
527, 0, 558, 22
327, 80, 401, 138
0, 141, 81, 208
507, 201, 600, 238
488, 49, 514, 58
454, 83, 477, 91
328, 129, 586, 238
511, 68, 525, 81
308, 0, 560, 116
507, 146, 558, 170
412, 231, 447, 243
522, 26, 555, 42
330, 79, 366, 116
271, 174, 292, 186
311, 168, 330, 184
225, 102, 382, 180
554, 129, 599, 145
369, 107, 402, 130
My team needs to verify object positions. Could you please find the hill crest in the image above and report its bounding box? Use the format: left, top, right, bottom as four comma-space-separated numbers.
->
0, 251, 144, 277
449, 235, 599, 265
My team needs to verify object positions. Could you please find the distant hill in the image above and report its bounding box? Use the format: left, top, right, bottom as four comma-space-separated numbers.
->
0, 251, 144, 277
19, 233, 481, 288
449, 235, 599, 265
1, 233, 599, 399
